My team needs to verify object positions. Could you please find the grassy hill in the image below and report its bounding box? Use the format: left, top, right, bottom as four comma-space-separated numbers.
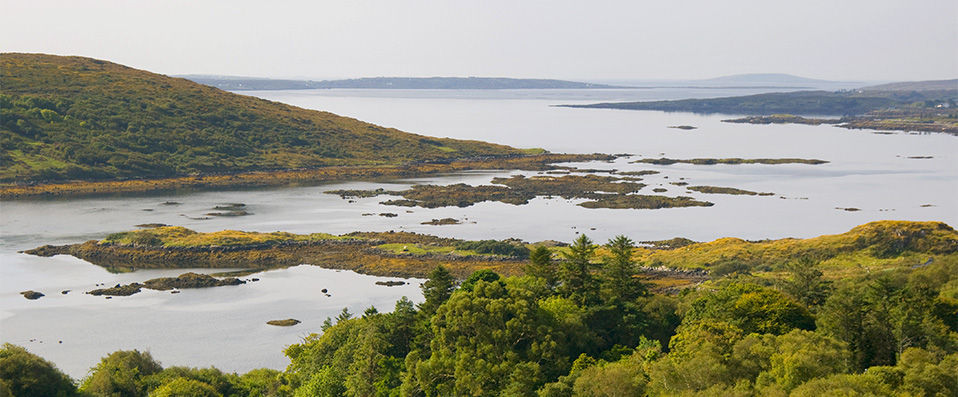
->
0, 53, 523, 183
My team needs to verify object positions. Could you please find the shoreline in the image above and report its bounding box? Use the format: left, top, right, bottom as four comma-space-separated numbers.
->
0, 153, 613, 200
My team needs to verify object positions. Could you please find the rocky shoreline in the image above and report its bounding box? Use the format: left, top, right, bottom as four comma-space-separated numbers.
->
0, 153, 613, 200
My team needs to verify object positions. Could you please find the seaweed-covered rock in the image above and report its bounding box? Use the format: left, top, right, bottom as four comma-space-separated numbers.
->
20, 290, 44, 300
143, 272, 245, 290
88, 283, 143, 296
266, 319, 300, 326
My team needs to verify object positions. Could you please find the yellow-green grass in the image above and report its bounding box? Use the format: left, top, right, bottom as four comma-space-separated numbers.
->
103, 226, 353, 248
633, 221, 957, 272
375, 243, 487, 257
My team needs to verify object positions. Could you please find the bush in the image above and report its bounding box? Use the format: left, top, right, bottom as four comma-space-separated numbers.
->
0, 344, 77, 397
454, 240, 530, 258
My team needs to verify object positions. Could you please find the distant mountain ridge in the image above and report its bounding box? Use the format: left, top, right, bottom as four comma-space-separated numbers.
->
182, 76, 624, 90
696, 73, 838, 86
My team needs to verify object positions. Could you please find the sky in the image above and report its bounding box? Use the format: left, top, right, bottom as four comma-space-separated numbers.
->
1, 0, 956, 82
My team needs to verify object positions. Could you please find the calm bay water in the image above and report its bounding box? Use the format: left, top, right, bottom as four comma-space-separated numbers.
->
1, 88, 955, 377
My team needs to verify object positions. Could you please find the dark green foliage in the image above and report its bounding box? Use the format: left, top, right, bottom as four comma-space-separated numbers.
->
778, 257, 830, 309
404, 279, 576, 395
817, 259, 958, 371
601, 235, 647, 302
684, 282, 815, 335
80, 350, 162, 397
453, 239, 530, 258
525, 246, 557, 287
419, 265, 455, 315
558, 234, 599, 305
459, 269, 502, 292
0, 344, 77, 397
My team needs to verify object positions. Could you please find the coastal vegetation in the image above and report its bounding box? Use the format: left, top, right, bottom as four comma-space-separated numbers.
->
0, 53, 534, 184
5, 220, 956, 396
0, 153, 610, 200
22, 220, 955, 291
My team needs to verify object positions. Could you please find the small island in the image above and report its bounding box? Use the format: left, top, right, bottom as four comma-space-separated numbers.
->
328, 174, 715, 210
632, 157, 828, 165
266, 319, 301, 327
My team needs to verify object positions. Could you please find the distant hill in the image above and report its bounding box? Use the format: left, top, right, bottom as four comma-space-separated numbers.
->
0, 54, 521, 183
562, 79, 958, 116
561, 91, 899, 116
182, 76, 623, 90
861, 79, 958, 92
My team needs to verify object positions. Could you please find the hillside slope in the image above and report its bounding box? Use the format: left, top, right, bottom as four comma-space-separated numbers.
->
0, 53, 522, 183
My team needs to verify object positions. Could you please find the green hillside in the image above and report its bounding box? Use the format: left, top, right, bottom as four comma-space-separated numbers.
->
0, 53, 522, 183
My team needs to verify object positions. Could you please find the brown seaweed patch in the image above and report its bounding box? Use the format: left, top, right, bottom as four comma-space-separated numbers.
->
578, 194, 713, 209
135, 223, 169, 228
632, 157, 828, 165
616, 170, 659, 176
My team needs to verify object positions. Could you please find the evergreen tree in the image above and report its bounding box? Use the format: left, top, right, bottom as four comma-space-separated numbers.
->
419, 265, 455, 315
558, 235, 598, 305
525, 246, 558, 287
601, 235, 646, 303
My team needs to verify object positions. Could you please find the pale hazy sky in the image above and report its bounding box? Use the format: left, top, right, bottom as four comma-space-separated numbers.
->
2, 0, 956, 81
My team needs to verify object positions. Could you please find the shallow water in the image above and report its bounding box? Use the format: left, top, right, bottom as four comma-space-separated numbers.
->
1, 88, 955, 377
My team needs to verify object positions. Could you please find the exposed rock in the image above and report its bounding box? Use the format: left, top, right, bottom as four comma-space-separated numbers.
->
88, 283, 142, 296
421, 218, 461, 225
375, 280, 406, 286
143, 272, 245, 290
267, 318, 301, 326
20, 290, 44, 300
